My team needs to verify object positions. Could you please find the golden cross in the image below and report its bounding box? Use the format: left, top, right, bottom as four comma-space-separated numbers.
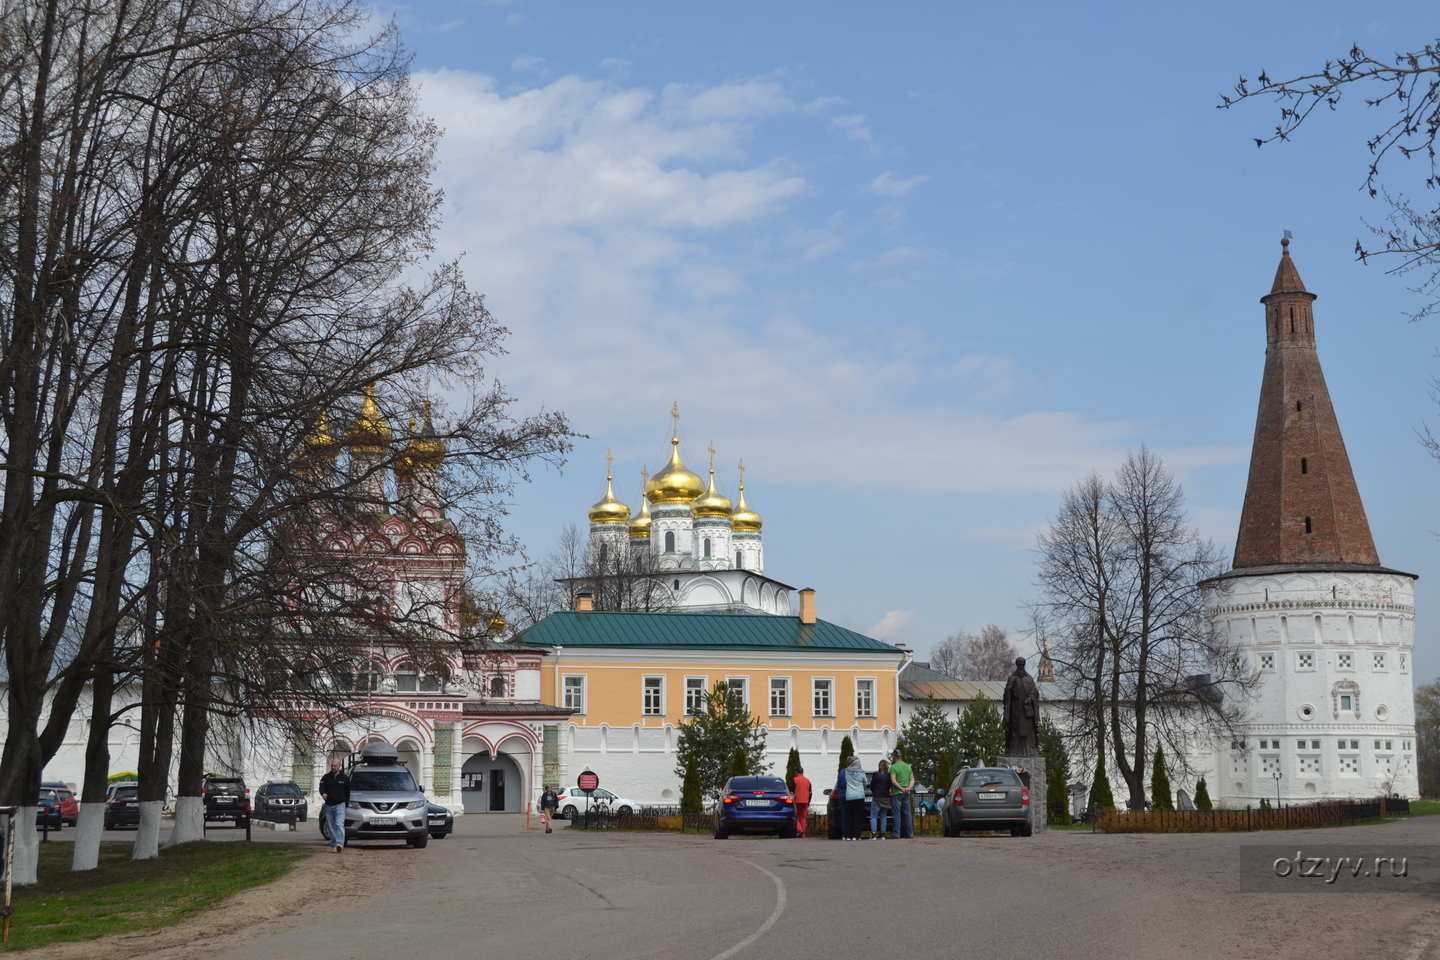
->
640, 464, 649, 483
707, 441, 716, 471
670, 401, 680, 438
737, 458, 745, 486
605, 447, 613, 479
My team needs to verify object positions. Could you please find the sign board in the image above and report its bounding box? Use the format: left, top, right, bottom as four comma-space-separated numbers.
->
577, 770, 599, 793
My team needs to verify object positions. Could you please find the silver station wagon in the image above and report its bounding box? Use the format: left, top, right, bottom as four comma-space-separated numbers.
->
942, 766, 1033, 837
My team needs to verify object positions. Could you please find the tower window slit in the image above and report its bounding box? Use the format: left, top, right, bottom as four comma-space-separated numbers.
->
736, 551, 743, 569
1305, 516, 1312, 534
703, 537, 711, 558
1296, 400, 1302, 412
1301, 457, 1307, 474
664, 531, 675, 553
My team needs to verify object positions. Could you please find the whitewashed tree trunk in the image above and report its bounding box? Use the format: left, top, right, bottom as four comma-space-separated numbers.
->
71, 802, 106, 870
168, 796, 204, 845
132, 800, 163, 859
12, 807, 39, 884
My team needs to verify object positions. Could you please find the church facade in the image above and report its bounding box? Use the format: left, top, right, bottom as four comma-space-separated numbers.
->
1200, 238, 1420, 803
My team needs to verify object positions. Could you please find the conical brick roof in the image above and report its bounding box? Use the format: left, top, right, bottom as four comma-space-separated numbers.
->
1232, 238, 1380, 568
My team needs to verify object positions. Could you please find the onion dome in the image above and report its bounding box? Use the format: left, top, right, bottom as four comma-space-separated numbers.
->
347, 384, 392, 452
299, 410, 339, 463
629, 468, 653, 538
588, 456, 631, 525
645, 436, 705, 503
690, 467, 733, 519
405, 400, 446, 469
731, 483, 762, 532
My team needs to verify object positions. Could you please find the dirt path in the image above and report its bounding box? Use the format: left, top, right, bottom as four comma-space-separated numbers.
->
22, 840, 417, 959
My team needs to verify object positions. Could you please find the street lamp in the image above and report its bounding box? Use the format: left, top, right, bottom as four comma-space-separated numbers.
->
1272, 770, 1283, 808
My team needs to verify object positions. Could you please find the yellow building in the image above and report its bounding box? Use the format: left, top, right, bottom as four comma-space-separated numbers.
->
522, 590, 906, 805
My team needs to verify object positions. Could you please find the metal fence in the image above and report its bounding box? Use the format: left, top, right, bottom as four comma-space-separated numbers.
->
1094, 797, 1403, 833
564, 804, 948, 837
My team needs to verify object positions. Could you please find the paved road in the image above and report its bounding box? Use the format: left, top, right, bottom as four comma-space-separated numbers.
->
179, 814, 1440, 960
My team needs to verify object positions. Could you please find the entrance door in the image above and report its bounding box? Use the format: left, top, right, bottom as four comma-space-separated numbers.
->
489, 769, 506, 811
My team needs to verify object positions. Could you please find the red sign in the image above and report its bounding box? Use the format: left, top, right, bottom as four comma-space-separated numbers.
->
577, 771, 599, 792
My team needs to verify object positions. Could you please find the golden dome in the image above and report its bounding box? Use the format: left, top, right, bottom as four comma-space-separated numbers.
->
347, 385, 392, 451
690, 467, 733, 519
645, 437, 705, 503
588, 455, 631, 525
405, 401, 446, 468
629, 468, 653, 538
731, 484, 762, 532
300, 410, 338, 461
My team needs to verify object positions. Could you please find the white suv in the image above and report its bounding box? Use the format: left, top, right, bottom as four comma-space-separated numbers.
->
321, 743, 430, 848
554, 787, 640, 819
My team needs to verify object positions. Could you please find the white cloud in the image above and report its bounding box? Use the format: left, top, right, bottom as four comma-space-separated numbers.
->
511, 54, 547, 74
867, 609, 916, 640
415, 69, 1227, 498
867, 172, 930, 196
830, 114, 872, 141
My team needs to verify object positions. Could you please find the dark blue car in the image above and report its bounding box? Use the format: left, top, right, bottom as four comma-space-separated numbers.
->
36, 789, 62, 831
713, 776, 797, 839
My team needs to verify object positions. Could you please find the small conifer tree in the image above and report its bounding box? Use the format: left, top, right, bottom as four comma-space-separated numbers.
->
1150, 745, 1174, 810
785, 747, 801, 792
1090, 754, 1115, 811
730, 746, 748, 779
1193, 777, 1213, 811
1038, 715, 1071, 824
934, 751, 954, 800
680, 756, 703, 814
837, 735, 855, 770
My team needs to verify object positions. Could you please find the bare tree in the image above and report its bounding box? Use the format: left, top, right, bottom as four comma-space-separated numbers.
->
1032, 449, 1253, 810
929, 624, 1019, 681
1220, 41, 1440, 318
505, 523, 676, 630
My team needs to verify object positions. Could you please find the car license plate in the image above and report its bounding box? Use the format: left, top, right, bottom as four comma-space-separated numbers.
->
744, 799, 771, 807
428, 818, 446, 825
369, 818, 397, 826
977, 793, 1005, 800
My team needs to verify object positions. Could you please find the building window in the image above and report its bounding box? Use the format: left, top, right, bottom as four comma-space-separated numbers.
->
736, 551, 743, 569
420, 663, 447, 693
1298, 755, 1321, 774
1297, 652, 1315, 671
703, 537, 711, 558
599, 543, 609, 566
856, 679, 875, 717
1373, 652, 1386, 671
1339, 739, 1359, 750
489, 676, 507, 698
1337, 652, 1353, 671
1339, 755, 1360, 775
1305, 516, 1312, 534
664, 531, 675, 552
813, 679, 833, 717
1259, 653, 1275, 672
643, 677, 663, 716
1301, 457, 1308, 474
1400, 654, 1409, 672
685, 677, 707, 715
727, 677, 748, 708
563, 676, 585, 713
1261, 755, 1281, 775
1339, 694, 1353, 711
395, 664, 418, 693
769, 678, 789, 716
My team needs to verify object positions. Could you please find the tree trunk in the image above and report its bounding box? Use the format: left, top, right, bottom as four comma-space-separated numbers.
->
71, 673, 114, 871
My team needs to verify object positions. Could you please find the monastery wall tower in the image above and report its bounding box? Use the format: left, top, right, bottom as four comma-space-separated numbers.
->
1201, 238, 1419, 803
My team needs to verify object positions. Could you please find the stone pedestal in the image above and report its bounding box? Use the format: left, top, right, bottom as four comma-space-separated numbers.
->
997, 756, 1046, 833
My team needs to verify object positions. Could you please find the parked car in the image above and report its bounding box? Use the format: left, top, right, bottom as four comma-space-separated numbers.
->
941, 766, 1032, 837
42, 782, 79, 826
319, 742, 429, 848
254, 781, 308, 822
714, 775, 798, 839
202, 776, 250, 827
553, 787, 639, 819
103, 783, 140, 830
427, 803, 453, 840
36, 789, 63, 830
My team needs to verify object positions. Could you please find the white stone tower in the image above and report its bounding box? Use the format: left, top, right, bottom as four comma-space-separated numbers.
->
1201, 238, 1418, 803
587, 450, 631, 572
731, 459, 764, 573
690, 443, 734, 571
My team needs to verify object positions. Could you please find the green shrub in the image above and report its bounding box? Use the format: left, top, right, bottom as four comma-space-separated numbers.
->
730, 746, 748, 779
1193, 777, 1212, 811
1089, 754, 1115, 811
680, 756, 703, 814
837, 735, 855, 770
1150, 745, 1174, 810
1039, 716, 1071, 824
785, 747, 801, 792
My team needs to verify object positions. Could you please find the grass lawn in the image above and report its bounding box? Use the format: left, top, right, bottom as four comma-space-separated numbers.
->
1409, 800, 1440, 817
3, 840, 307, 953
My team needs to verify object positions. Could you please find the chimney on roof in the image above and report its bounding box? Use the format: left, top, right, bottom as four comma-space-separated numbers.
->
798, 588, 816, 625
574, 591, 593, 613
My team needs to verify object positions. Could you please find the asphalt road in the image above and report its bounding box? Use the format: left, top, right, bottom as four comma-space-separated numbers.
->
131, 813, 1440, 960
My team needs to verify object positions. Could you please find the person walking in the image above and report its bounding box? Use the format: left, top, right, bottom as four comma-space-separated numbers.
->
319, 757, 351, 853
842, 756, 867, 840
869, 759, 892, 839
791, 767, 812, 838
540, 786, 558, 833
889, 748, 915, 839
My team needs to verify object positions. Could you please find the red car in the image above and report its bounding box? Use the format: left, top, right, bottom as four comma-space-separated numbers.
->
42, 782, 78, 826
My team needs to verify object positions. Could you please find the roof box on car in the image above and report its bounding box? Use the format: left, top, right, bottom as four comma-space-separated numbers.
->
358, 743, 401, 765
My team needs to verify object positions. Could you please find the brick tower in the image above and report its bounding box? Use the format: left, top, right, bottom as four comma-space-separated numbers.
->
1201, 238, 1418, 805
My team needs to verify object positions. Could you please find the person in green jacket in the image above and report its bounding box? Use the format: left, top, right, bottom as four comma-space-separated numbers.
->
889, 748, 915, 838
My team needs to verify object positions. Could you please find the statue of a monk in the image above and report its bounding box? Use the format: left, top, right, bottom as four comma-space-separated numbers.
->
1002, 657, 1041, 757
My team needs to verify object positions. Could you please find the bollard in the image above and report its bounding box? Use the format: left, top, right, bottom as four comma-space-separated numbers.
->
245, 817, 252, 842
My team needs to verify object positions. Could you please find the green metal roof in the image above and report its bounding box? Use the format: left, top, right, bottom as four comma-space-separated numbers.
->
521, 610, 901, 652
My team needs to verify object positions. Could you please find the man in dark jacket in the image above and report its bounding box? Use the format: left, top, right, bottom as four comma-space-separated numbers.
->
540, 787, 558, 833
319, 758, 350, 853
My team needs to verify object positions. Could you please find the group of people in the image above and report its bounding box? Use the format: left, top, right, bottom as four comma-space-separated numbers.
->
833, 746, 916, 840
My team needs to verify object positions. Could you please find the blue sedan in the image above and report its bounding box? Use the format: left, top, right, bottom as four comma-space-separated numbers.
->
713, 776, 797, 839
36, 790, 63, 830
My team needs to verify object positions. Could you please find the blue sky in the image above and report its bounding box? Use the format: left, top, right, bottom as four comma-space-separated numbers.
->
390, 1, 1440, 679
